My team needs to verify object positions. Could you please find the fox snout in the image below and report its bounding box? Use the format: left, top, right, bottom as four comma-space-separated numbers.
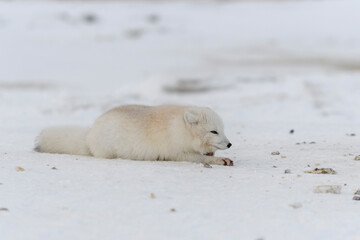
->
216, 141, 232, 150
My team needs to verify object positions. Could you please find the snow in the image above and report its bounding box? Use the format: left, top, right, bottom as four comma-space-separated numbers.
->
1, 0, 360, 239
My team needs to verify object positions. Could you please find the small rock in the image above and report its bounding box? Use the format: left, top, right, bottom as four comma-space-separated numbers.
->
284, 169, 291, 174
203, 163, 212, 168
289, 202, 302, 209
150, 193, 156, 199
0, 208, 8, 211
289, 129, 294, 134
313, 185, 342, 194
350, 133, 356, 136
271, 151, 280, 155
51, 167, 57, 170
125, 28, 143, 39
272, 165, 277, 168
83, 13, 98, 24
147, 14, 160, 24
353, 196, 360, 201
296, 143, 300, 145
309, 141, 316, 144
170, 208, 176, 212
354, 189, 360, 195
354, 156, 360, 161
15, 166, 25, 172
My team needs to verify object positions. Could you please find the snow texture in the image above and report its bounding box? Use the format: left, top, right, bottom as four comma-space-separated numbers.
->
1, 0, 360, 239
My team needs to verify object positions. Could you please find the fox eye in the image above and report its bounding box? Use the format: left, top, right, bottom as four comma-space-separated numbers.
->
210, 131, 218, 135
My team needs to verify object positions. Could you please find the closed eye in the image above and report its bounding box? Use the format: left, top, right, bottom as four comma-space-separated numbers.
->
210, 131, 218, 134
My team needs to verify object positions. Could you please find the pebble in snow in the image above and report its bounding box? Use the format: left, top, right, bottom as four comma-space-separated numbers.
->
203, 163, 212, 168
289, 202, 302, 209
15, 166, 25, 172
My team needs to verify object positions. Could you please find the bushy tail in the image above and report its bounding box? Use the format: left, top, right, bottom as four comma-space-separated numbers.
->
35, 126, 91, 156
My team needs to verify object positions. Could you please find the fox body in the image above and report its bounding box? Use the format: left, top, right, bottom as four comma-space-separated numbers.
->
35, 105, 233, 166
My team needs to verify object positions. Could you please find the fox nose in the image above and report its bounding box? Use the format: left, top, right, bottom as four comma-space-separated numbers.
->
227, 143, 232, 148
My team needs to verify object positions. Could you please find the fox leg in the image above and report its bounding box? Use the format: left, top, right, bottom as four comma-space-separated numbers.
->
175, 153, 234, 166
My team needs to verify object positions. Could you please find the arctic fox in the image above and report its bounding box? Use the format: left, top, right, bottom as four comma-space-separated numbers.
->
35, 105, 233, 166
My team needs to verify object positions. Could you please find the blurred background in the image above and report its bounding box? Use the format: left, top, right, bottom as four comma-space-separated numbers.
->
1, 0, 360, 132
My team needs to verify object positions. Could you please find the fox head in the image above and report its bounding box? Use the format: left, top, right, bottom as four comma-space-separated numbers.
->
184, 107, 232, 155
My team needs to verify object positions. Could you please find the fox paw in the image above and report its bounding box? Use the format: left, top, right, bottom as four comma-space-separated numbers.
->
222, 158, 233, 166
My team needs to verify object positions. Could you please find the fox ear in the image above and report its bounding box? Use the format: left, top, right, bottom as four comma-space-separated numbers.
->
184, 109, 200, 125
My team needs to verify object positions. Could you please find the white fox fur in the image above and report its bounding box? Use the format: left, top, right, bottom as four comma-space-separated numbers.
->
35, 105, 233, 166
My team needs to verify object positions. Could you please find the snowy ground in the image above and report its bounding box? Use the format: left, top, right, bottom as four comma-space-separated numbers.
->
1, 0, 360, 239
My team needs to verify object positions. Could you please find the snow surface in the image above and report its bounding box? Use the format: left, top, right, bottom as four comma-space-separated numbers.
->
1, 0, 360, 239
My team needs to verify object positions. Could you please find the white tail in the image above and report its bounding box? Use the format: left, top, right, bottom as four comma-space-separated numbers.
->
35, 126, 91, 156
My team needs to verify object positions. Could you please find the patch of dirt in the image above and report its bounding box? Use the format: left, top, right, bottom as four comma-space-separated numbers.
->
304, 168, 336, 174
0, 81, 55, 91
163, 79, 218, 94
313, 185, 342, 194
